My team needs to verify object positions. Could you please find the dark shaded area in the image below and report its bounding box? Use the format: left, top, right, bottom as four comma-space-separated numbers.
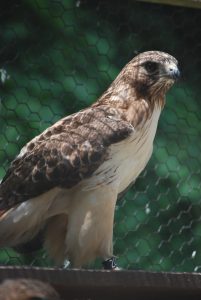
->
0, 0, 201, 272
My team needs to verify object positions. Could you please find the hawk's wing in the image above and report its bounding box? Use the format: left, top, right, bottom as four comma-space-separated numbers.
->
0, 106, 134, 212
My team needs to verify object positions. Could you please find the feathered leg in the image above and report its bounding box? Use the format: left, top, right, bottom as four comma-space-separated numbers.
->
64, 185, 118, 268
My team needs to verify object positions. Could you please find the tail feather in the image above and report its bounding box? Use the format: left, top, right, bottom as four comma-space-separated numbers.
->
0, 188, 61, 248
0, 205, 44, 247
0, 187, 70, 263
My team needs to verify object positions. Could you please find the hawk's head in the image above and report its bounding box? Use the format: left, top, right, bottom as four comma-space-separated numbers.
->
128, 51, 180, 100
96, 51, 179, 110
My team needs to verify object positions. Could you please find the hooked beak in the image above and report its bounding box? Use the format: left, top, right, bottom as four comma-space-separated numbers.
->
165, 63, 180, 80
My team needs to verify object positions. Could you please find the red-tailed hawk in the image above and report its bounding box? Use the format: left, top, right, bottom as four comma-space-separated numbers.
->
0, 51, 179, 269
0, 278, 60, 300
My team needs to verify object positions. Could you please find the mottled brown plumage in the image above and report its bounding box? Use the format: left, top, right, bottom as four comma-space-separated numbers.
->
0, 278, 60, 300
0, 51, 179, 267
0, 107, 133, 209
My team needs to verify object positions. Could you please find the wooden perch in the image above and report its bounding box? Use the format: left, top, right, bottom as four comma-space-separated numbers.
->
0, 267, 201, 299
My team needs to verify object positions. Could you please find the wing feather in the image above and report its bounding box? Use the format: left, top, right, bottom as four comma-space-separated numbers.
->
0, 106, 134, 210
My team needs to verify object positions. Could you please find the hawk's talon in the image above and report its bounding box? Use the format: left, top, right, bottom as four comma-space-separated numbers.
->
102, 257, 117, 270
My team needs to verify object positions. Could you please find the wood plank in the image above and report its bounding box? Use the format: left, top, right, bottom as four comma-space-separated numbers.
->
1, 267, 201, 299
137, 0, 201, 9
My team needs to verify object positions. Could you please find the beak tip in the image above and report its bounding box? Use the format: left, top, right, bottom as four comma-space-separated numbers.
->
169, 67, 180, 80
174, 69, 181, 80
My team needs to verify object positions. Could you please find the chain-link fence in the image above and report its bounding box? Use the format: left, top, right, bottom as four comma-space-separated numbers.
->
0, 0, 201, 272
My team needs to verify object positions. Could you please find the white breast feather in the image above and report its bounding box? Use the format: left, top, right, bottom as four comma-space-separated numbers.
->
82, 107, 161, 193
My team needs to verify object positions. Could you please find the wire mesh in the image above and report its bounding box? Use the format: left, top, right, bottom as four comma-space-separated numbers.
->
0, 0, 201, 272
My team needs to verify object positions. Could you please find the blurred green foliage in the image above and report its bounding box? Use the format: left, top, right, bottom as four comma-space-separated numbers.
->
0, 0, 201, 271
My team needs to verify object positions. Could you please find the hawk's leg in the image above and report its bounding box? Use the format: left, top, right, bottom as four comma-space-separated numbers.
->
64, 186, 118, 268
102, 257, 117, 270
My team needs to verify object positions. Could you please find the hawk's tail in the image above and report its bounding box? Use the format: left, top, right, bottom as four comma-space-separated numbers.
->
0, 204, 44, 248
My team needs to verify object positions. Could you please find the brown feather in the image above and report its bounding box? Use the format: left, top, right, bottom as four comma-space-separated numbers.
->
0, 107, 134, 210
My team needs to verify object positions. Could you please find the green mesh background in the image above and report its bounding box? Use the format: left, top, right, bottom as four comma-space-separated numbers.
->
0, 0, 201, 271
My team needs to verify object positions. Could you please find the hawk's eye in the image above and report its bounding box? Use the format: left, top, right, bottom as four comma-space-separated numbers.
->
144, 61, 158, 73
